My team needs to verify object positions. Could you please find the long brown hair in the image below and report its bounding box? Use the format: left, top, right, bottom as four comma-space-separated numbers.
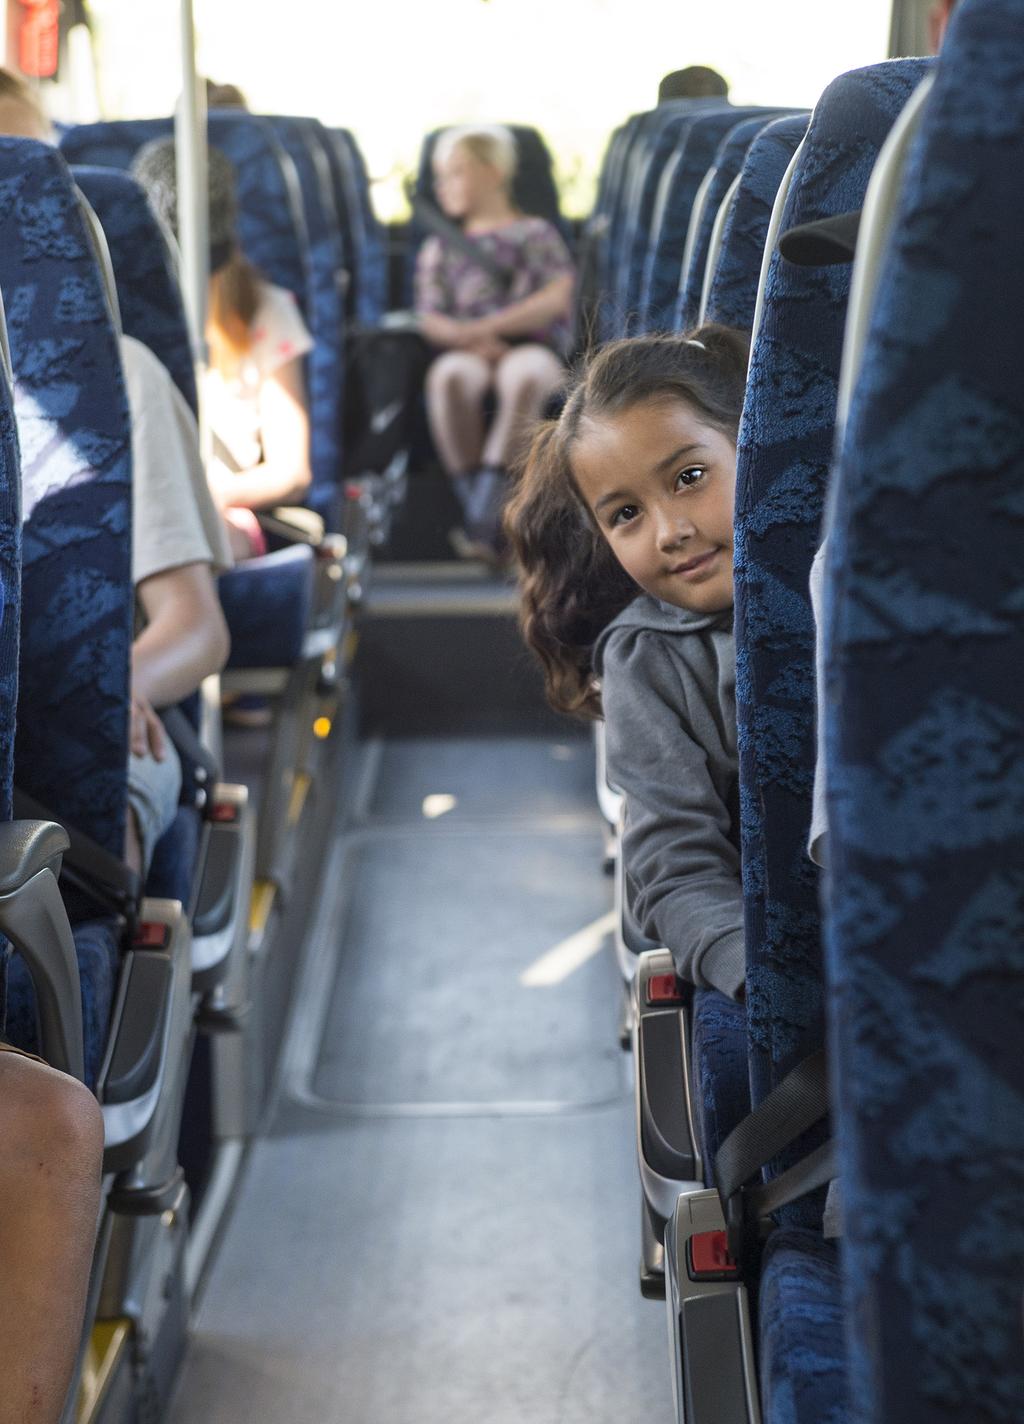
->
504, 324, 749, 718
208, 249, 262, 376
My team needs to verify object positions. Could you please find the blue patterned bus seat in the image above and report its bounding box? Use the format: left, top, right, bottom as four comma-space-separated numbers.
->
705, 115, 809, 333
822, 3, 1024, 1417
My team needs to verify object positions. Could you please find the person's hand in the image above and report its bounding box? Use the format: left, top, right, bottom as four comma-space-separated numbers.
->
466, 334, 511, 365
457, 316, 499, 348
130, 692, 166, 761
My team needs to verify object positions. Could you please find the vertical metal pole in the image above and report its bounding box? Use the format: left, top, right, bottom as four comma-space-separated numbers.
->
176, 0, 209, 435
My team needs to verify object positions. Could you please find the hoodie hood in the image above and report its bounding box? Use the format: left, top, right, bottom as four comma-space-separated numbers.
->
593, 594, 732, 677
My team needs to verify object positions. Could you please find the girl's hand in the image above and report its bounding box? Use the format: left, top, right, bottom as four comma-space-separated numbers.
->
458, 316, 499, 348
467, 335, 511, 365
130, 693, 166, 762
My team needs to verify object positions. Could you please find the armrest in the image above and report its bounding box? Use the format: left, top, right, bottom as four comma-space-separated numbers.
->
13, 788, 142, 924
257, 507, 324, 547
632, 950, 703, 1249
161, 704, 221, 793
0, 821, 85, 1081
0, 819, 68, 892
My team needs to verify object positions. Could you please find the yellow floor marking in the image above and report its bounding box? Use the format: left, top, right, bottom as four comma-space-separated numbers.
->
249, 879, 277, 938
77, 1320, 130, 1423
288, 771, 312, 826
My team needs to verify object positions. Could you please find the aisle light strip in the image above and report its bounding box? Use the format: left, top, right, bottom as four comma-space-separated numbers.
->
520, 910, 617, 988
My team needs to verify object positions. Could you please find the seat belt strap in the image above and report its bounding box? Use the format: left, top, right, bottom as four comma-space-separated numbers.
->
411, 195, 516, 293
747, 1140, 838, 1221
714, 1047, 830, 1204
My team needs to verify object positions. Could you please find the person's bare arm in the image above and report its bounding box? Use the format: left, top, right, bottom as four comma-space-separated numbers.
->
419, 311, 477, 350
0, 1054, 103, 1424
132, 562, 229, 757
210, 358, 312, 511
464, 273, 574, 343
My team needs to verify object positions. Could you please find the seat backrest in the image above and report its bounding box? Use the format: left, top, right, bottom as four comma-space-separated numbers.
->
72, 165, 197, 416
416, 122, 565, 231
327, 128, 388, 324
61, 115, 310, 309
732, 59, 932, 1219
675, 113, 796, 331
601, 109, 657, 319
0, 303, 21, 829
614, 102, 733, 331
0, 301, 18, 1029
823, 4, 1024, 1414
704, 114, 809, 332
61, 116, 346, 518
0, 139, 133, 854
637, 106, 772, 333
268, 115, 348, 518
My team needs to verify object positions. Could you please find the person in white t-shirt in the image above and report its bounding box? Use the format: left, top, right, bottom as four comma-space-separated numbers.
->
120, 334, 232, 874
132, 139, 315, 561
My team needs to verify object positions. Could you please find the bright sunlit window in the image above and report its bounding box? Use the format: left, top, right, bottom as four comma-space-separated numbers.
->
85, 0, 893, 217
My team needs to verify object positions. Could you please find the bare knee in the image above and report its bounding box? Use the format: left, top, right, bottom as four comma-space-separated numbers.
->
493, 345, 565, 404
425, 351, 492, 403
0, 1055, 104, 1196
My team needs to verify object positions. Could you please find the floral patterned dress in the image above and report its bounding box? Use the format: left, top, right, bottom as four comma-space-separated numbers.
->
414, 216, 575, 356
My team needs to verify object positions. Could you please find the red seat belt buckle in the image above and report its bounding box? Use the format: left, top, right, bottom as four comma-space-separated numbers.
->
134, 921, 170, 950
687, 1230, 739, 1280
647, 972, 686, 1005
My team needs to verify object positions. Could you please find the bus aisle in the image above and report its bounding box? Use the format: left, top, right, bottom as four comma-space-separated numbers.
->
168, 566, 674, 1424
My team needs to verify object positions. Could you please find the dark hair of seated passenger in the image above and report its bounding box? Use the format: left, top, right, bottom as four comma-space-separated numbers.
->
658, 66, 729, 102
206, 79, 249, 109
209, 249, 262, 372
504, 325, 749, 719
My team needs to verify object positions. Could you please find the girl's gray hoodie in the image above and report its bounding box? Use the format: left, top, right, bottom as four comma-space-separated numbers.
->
594, 593, 744, 999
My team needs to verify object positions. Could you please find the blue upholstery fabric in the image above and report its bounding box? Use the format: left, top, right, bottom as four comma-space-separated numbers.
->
732, 65, 932, 1226
675, 115, 792, 331
759, 1229, 846, 1424
327, 128, 388, 326
219, 542, 314, 669
269, 116, 347, 521
0, 139, 132, 1086
58, 119, 150, 170
610, 105, 697, 322
62, 117, 348, 520
61, 115, 309, 307
0, 138, 133, 856
637, 107, 772, 332
148, 804, 201, 909
617, 104, 733, 331
6, 917, 120, 1090
822, 5, 1024, 1418
601, 109, 657, 333
690, 987, 750, 1187
72, 165, 198, 415
705, 115, 809, 333
0, 321, 20, 1030
0, 353, 20, 826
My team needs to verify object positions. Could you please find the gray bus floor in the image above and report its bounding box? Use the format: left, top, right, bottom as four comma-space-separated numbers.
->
169, 735, 674, 1424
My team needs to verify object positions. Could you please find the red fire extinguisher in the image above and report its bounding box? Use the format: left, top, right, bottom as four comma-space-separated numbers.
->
18, 0, 60, 80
